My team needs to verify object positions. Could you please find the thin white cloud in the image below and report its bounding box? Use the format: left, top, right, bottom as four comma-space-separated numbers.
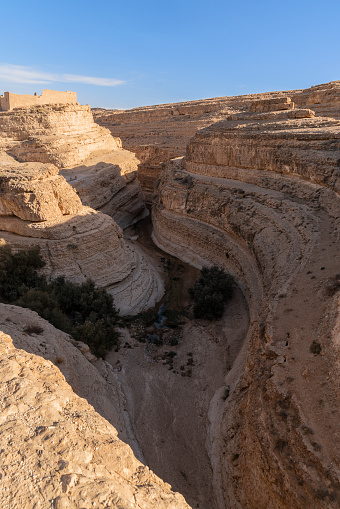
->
62, 74, 123, 87
0, 64, 124, 87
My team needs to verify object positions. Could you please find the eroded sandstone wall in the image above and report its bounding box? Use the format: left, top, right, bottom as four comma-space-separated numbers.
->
152, 109, 340, 508
93, 81, 340, 200
184, 111, 340, 192
0, 102, 147, 228
0, 161, 163, 315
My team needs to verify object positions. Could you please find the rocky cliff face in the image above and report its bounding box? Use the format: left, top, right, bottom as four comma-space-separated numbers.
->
0, 310, 189, 509
184, 110, 340, 192
0, 160, 163, 315
152, 103, 340, 507
93, 81, 340, 200
2, 81, 340, 509
0, 103, 146, 228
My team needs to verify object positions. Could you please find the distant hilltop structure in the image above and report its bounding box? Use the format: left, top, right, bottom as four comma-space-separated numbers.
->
0, 89, 77, 111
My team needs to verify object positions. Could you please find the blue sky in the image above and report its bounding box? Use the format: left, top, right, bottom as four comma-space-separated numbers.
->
1, 0, 339, 109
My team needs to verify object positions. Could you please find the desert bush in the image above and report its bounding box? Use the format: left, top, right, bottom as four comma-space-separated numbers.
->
189, 266, 234, 320
0, 245, 45, 301
23, 324, 44, 335
310, 341, 322, 355
0, 245, 120, 357
72, 317, 120, 358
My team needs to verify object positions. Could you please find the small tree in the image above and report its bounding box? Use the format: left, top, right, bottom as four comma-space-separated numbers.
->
189, 266, 234, 320
0, 245, 120, 357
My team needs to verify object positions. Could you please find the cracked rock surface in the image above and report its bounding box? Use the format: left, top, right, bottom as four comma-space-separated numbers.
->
0, 323, 189, 509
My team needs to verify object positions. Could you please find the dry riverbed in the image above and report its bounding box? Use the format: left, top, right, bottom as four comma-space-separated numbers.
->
106, 217, 250, 509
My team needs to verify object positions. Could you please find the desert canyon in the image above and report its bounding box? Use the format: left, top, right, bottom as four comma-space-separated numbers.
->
0, 81, 340, 508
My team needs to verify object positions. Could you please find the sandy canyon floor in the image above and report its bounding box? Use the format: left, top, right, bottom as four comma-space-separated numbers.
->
105, 217, 249, 508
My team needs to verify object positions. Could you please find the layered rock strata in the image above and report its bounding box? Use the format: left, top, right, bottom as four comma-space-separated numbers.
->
60, 151, 148, 229
152, 114, 340, 508
0, 104, 119, 167
0, 323, 189, 509
93, 81, 340, 199
184, 110, 340, 192
0, 103, 146, 228
0, 161, 163, 315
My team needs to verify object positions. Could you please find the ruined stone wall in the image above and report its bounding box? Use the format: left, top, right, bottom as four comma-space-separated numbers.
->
0, 89, 77, 111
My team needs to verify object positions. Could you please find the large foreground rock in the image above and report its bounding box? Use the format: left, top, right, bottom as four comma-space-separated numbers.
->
0, 321, 190, 509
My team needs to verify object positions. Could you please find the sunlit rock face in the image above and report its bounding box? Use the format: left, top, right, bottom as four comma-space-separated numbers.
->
93, 81, 340, 200
184, 110, 340, 192
0, 324, 190, 509
0, 103, 147, 229
152, 104, 340, 508
0, 160, 163, 315
0, 104, 119, 167
0, 161, 82, 220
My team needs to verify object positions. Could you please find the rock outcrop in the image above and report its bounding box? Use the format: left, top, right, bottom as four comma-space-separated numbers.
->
0, 103, 146, 228
184, 110, 340, 192
93, 81, 340, 199
60, 150, 148, 229
152, 103, 340, 508
0, 317, 189, 509
0, 160, 163, 315
0, 303, 135, 449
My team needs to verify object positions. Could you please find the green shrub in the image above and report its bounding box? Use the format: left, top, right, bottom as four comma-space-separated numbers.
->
0, 245, 45, 301
0, 245, 120, 357
310, 341, 321, 355
189, 266, 234, 320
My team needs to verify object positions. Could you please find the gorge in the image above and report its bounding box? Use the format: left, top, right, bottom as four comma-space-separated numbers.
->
0, 81, 340, 509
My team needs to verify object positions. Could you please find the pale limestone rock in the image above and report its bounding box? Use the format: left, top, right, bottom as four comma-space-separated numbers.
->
184, 115, 340, 191
248, 96, 294, 112
152, 112, 340, 508
61, 150, 148, 229
93, 81, 340, 198
0, 104, 119, 168
0, 103, 147, 228
0, 161, 163, 315
0, 161, 82, 221
0, 325, 190, 509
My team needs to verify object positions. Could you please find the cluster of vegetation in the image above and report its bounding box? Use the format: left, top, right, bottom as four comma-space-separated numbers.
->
0, 245, 120, 357
310, 340, 322, 355
189, 265, 234, 320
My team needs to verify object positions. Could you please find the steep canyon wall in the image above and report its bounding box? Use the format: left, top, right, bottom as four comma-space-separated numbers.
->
1, 81, 340, 509
0, 103, 146, 228
93, 80, 340, 199
152, 101, 340, 508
